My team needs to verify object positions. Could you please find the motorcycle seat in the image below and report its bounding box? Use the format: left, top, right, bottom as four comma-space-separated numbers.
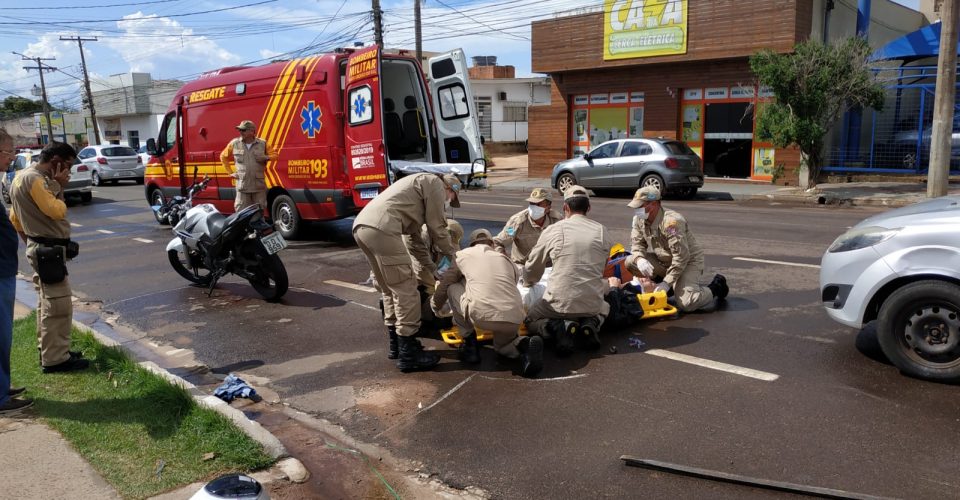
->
208, 210, 248, 240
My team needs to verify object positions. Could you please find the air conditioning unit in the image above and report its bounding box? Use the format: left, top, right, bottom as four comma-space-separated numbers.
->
497, 91, 507, 101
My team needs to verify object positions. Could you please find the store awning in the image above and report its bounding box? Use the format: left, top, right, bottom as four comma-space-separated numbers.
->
869, 22, 951, 62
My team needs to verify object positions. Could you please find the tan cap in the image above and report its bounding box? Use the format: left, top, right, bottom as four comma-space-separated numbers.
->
563, 184, 589, 200
627, 185, 660, 208
441, 174, 462, 208
236, 120, 256, 131
526, 187, 553, 204
468, 228, 493, 246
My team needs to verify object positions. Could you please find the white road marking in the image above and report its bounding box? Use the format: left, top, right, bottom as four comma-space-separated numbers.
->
419, 374, 476, 414
733, 257, 820, 269
70, 222, 82, 227
97, 229, 114, 234
644, 349, 780, 381
132, 237, 153, 244
324, 279, 376, 293
166, 348, 187, 356
459, 201, 522, 208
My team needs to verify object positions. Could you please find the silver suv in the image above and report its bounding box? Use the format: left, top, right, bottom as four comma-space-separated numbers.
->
820, 196, 960, 382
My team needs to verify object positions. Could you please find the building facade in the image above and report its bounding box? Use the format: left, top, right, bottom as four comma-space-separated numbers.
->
90, 73, 182, 149
469, 57, 551, 144
529, 0, 924, 184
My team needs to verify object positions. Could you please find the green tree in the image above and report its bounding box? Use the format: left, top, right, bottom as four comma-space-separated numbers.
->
750, 38, 885, 186
0, 96, 45, 118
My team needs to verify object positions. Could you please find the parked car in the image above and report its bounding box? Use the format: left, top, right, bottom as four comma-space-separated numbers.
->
3, 150, 93, 204
78, 145, 144, 186
550, 138, 703, 199
820, 196, 960, 382
137, 145, 152, 166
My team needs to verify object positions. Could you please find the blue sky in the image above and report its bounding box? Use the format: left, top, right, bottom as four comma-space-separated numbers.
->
0, 0, 923, 111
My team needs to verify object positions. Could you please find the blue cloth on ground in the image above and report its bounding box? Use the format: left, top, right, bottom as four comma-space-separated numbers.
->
213, 374, 257, 402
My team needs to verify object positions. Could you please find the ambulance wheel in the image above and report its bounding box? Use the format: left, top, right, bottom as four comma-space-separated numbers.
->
150, 188, 167, 224
271, 194, 300, 239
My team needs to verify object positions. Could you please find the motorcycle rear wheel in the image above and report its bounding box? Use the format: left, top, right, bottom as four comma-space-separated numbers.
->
248, 253, 288, 302
168, 248, 213, 285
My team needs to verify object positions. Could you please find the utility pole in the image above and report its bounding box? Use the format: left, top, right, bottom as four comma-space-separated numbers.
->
415, 0, 423, 62
60, 35, 101, 145
16, 52, 56, 144
372, 0, 383, 49
928, 0, 959, 198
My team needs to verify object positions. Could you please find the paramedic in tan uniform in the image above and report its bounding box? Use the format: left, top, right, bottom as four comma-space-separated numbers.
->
624, 186, 728, 312
353, 173, 461, 372
432, 229, 545, 378
220, 120, 277, 213
9, 142, 89, 373
493, 188, 561, 265
522, 185, 613, 355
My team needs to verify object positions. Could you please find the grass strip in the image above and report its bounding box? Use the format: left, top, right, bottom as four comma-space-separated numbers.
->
10, 313, 273, 499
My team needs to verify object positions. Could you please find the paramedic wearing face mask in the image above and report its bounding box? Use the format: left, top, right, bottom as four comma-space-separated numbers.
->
624, 186, 728, 312
492, 188, 562, 265
353, 173, 461, 372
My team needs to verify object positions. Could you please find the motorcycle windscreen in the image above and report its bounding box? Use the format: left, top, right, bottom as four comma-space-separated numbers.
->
427, 49, 484, 164
344, 46, 389, 208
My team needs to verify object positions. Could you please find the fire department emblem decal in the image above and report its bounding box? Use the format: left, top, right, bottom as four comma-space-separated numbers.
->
300, 100, 322, 139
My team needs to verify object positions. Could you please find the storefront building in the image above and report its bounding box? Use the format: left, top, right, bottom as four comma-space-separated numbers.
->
529, 0, 925, 184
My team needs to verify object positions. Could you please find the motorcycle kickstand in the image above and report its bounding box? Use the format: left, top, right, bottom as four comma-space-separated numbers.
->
206, 270, 226, 297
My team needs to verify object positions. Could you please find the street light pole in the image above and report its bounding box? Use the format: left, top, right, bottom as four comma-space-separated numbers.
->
60, 36, 101, 145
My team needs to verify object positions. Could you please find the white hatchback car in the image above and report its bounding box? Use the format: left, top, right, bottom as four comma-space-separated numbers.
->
3, 150, 93, 204
77, 144, 144, 186
820, 196, 960, 382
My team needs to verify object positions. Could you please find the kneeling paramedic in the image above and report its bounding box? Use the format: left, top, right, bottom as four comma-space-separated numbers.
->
431, 229, 544, 378
624, 186, 728, 312
353, 173, 461, 372
522, 185, 613, 355
9, 142, 89, 373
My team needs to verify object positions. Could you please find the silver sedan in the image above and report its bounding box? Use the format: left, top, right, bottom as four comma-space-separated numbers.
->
820, 196, 960, 382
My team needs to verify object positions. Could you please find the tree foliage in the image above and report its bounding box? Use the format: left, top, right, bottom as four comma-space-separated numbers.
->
750, 38, 885, 185
0, 96, 45, 119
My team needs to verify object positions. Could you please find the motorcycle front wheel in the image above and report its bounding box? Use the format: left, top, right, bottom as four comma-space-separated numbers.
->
248, 253, 288, 302
168, 248, 213, 285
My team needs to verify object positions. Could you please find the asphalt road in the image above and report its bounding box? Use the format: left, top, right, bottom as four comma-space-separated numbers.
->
17, 183, 960, 499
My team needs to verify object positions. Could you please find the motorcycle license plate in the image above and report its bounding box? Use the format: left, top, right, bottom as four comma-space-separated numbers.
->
261, 232, 287, 255
359, 188, 379, 200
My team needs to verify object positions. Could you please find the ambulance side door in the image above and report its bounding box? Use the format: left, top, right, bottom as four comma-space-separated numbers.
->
344, 46, 389, 208
427, 49, 483, 164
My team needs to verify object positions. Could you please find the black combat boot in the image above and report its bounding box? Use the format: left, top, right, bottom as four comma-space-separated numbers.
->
387, 326, 399, 360
707, 274, 729, 301
458, 335, 481, 364
517, 336, 544, 378
555, 320, 577, 357
579, 317, 601, 350
397, 335, 440, 373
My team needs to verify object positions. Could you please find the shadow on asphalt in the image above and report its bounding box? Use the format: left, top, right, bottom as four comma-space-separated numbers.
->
855, 321, 892, 366
213, 283, 349, 310
210, 359, 266, 374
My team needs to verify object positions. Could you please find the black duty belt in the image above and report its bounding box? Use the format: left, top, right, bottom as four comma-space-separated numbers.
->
27, 236, 72, 246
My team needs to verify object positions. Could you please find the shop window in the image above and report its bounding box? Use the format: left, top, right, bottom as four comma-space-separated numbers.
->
438, 84, 469, 120
502, 102, 527, 122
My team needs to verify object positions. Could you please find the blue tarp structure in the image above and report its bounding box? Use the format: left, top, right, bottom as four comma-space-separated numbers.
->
870, 22, 953, 62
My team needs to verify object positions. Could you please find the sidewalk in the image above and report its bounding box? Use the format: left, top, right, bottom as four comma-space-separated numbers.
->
485, 154, 960, 208
1, 302, 121, 500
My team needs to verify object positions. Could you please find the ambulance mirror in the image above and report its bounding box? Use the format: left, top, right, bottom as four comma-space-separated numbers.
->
146, 138, 157, 155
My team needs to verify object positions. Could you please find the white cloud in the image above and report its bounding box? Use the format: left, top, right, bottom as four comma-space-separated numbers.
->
101, 12, 241, 74
259, 49, 283, 60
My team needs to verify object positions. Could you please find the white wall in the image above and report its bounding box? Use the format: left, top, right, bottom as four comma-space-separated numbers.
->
470, 78, 551, 142
95, 114, 164, 148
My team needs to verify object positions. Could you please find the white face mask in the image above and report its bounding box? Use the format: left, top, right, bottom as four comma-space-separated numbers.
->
528, 205, 546, 219
635, 208, 647, 220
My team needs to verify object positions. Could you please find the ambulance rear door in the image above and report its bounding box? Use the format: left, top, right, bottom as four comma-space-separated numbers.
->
427, 49, 483, 164
344, 45, 389, 208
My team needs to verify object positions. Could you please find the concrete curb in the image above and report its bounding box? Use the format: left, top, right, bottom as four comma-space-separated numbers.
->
14, 275, 298, 464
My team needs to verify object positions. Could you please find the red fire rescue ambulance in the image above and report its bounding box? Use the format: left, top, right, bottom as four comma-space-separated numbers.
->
144, 46, 483, 238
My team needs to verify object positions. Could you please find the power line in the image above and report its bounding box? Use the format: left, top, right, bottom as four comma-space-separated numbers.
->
5, 0, 179, 9
431, 0, 529, 40
0, 0, 279, 25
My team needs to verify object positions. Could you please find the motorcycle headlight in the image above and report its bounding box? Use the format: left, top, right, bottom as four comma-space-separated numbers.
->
828, 226, 900, 253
